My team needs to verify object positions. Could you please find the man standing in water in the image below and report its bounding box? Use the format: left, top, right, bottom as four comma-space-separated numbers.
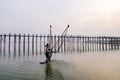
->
45, 43, 52, 63
43, 25, 69, 64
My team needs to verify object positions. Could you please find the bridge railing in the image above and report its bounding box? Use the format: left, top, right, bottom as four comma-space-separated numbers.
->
0, 34, 120, 57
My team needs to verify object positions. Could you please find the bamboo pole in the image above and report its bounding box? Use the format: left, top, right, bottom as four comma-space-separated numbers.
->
40, 34, 42, 54
3, 34, 6, 55
0, 34, 2, 53
36, 34, 38, 55
18, 34, 21, 56
32, 34, 34, 55
14, 33, 17, 55
28, 34, 30, 55
8, 33, 11, 54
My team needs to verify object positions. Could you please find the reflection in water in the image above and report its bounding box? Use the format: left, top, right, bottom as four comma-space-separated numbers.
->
45, 63, 64, 80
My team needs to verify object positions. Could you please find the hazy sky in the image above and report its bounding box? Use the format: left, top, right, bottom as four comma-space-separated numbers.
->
0, 0, 120, 36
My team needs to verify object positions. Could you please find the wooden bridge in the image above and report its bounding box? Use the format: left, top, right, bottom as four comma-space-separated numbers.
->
0, 34, 120, 57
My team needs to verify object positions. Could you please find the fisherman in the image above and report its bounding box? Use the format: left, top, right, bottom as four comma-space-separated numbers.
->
45, 43, 52, 63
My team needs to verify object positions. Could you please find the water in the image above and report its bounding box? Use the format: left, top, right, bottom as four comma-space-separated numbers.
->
0, 50, 120, 80
0, 34, 120, 80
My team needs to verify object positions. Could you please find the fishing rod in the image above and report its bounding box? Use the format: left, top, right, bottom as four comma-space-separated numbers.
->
40, 25, 69, 64
48, 25, 53, 49
57, 26, 69, 52
51, 25, 69, 52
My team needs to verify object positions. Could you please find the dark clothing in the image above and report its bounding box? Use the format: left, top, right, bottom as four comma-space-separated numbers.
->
45, 48, 52, 63
45, 43, 53, 63
45, 52, 50, 61
45, 52, 52, 63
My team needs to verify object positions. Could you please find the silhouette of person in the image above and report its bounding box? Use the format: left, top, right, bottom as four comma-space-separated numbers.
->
45, 43, 52, 63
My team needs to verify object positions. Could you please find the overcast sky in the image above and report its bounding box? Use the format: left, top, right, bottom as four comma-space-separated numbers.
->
0, 0, 120, 36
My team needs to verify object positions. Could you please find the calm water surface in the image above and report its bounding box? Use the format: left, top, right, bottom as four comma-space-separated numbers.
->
0, 50, 120, 80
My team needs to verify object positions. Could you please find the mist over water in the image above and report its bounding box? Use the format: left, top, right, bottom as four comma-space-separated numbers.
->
1, 50, 120, 80
0, 35, 120, 80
